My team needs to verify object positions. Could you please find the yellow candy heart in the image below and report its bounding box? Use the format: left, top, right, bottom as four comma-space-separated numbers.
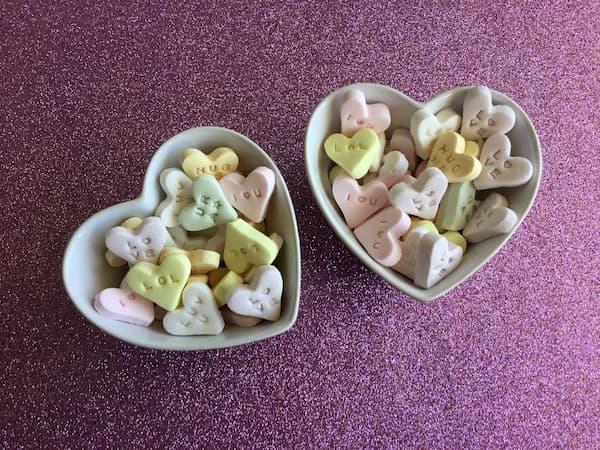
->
464, 140, 482, 159
224, 218, 281, 274
427, 131, 482, 183
126, 253, 191, 311
402, 219, 439, 240
180, 147, 239, 180
212, 270, 244, 307
324, 128, 379, 179
158, 247, 220, 274
442, 231, 467, 252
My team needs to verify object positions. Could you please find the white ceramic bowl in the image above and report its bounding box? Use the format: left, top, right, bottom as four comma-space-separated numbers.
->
63, 127, 301, 350
305, 83, 542, 301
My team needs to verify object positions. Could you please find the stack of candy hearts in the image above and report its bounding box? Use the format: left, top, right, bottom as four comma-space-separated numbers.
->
94, 146, 285, 335
325, 86, 533, 289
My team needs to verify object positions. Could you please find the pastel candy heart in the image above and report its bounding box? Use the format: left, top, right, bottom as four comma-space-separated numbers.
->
442, 231, 467, 252
126, 253, 191, 311
324, 128, 380, 179
340, 89, 391, 137
226, 265, 283, 321
461, 86, 516, 139
212, 270, 244, 307
387, 128, 417, 172
410, 107, 462, 160
105, 216, 167, 264
463, 193, 518, 243
369, 132, 387, 172
180, 147, 239, 180
474, 133, 533, 189
224, 218, 280, 274
155, 168, 193, 227
388, 167, 448, 220
332, 174, 388, 229
163, 281, 224, 335
179, 174, 238, 231
354, 206, 411, 266
364, 150, 409, 188
328, 165, 350, 184
159, 247, 220, 274
390, 227, 430, 280
93, 285, 155, 326
402, 218, 438, 240
427, 131, 482, 183
414, 232, 463, 289
434, 182, 478, 231
104, 216, 145, 267
219, 166, 276, 223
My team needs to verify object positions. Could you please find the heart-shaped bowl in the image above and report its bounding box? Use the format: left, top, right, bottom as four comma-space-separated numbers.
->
305, 83, 541, 301
63, 127, 301, 350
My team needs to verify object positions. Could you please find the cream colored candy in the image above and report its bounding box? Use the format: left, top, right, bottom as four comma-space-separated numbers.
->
180, 147, 239, 180
410, 107, 462, 160
461, 86, 516, 139
388, 167, 448, 220
104, 217, 144, 267
463, 193, 518, 243
402, 219, 438, 240
363, 151, 409, 188
414, 232, 463, 289
105, 216, 167, 265
158, 247, 220, 274
155, 168, 194, 227
387, 128, 417, 172
226, 265, 283, 321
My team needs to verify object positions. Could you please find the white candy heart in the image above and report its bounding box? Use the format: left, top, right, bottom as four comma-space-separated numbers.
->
388, 167, 448, 219
105, 216, 167, 264
461, 86, 515, 139
387, 128, 416, 172
410, 107, 462, 160
155, 168, 194, 227
414, 233, 463, 289
226, 265, 283, 321
163, 282, 225, 335
363, 151, 409, 188
474, 133, 533, 189
463, 193, 517, 243
390, 227, 429, 280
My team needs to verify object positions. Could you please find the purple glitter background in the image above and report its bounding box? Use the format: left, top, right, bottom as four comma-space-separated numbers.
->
1, 0, 599, 447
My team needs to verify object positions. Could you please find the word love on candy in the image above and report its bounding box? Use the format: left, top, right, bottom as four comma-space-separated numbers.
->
323, 85, 532, 291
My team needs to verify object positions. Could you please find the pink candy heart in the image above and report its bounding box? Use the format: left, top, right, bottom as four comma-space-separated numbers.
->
332, 174, 388, 229
341, 90, 391, 137
93, 286, 155, 326
219, 166, 275, 223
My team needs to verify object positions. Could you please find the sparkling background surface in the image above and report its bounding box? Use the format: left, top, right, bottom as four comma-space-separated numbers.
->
1, 0, 599, 447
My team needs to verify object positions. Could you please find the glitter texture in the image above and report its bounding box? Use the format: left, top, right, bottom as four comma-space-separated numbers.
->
1, 0, 599, 448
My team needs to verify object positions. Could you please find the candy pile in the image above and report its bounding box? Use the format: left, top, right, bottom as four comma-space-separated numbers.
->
94, 146, 285, 334
325, 86, 533, 289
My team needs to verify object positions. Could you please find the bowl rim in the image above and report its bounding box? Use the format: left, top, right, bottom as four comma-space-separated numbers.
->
63, 126, 301, 350
304, 83, 542, 301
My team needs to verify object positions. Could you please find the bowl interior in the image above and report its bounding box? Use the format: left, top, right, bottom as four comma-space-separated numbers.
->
64, 127, 300, 350
305, 83, 541, 301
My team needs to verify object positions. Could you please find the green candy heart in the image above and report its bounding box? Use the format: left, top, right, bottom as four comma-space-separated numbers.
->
434, 181, 478, 231
324, 128, 380, 179
179, 174, 237, 231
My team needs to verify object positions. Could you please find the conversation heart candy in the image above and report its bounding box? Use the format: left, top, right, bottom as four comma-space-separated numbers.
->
434, 182, 478, 231
387, 128, 417, 172
340, 89, 391, 137
180, 147, 239, 180
105, 216, 167, 265
219, 166, 276, 223
179, 174, 238, 231
390, 227, 430, 279
226, 265, 283, 321
224, 219, 281, 274
212, 270, 244, 307
220, 306, 262, 327
167, 226, 207, 250
464, 140, 482, 159
461, 86, 516, 139
414, 232, 463, 289
159, 247, 220, 274
354, 206, 410, 266
442, 231, 467, 252
332, 174, 388, 229
126, 253, 191, 311
104, 217, 144, 267
388, 167, 448, 220
473, 133, 533, 189
163, 281, 225, 335
363, 151, 409, 188
463, 193, 518, 243
93, 284, 155, 326
369, 132, 387, 172
328, 165, 350, 184
324, 128, 380, 179
402, 219, 438, 240
155, 168, 194, 227
427, 131, 482, 183
410, 107, 462, 160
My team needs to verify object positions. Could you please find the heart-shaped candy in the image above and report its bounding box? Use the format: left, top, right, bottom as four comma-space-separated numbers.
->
474, 133, 533, 189
105, 216, 167, 264
179, 174, 238, 231
332, 174, 388, 229
155, 168, 193, 227
410, 107, 462, 160
463, 193, 517, 243
461, 86, 516, 139
388, 167, 448, 220
224, 218, 281, 274
363, 151, 409, 188
180, 147, 239, 180
354, 206, 411, 266
414, 232, 463, 289
434, 182, 478, 231
427, 131, 482, 183
162, 281, 224, 335
219, 166, 276, 223
226, 265, 283, 321
340, 89, 391, 137
93, 285, 155, 326
126, 253, 191, 311
324, 128, 380, 179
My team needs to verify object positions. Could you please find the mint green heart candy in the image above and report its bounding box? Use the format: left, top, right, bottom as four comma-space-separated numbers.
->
434, 182, 478, 232
179, 174, 237, 231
